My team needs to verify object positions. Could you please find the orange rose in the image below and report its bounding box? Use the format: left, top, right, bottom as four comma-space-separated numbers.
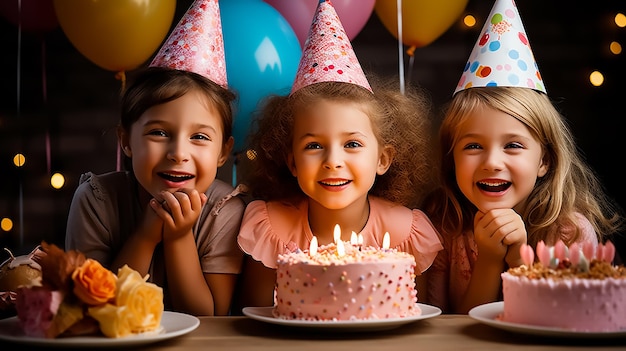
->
89, 265, 163, 337
71, 259, 116, 305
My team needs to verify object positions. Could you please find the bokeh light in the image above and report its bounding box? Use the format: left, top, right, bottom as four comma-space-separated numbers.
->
610, 41, 622, 55
589, 71, 604, 87
246, 149, 257, 161
13, 153, 25, 167
1, 218, 13, 232
463, 15, 477, 28
615, 13, 626, 27
51, 172, 65, 189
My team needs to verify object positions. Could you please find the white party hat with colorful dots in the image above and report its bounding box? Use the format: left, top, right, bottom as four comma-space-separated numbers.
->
150, 0, 228, 88
290, 0, 371, 94
454, 0, 545, 95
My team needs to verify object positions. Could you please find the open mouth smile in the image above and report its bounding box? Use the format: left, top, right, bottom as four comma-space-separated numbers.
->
477, 180, 511, 192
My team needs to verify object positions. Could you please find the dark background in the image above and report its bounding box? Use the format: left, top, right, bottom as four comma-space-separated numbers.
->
1, 0, 624, 258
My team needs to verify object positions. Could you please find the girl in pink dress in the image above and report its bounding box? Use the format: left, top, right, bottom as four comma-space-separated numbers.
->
233, 0, 442, 312
424, 0, 624, 314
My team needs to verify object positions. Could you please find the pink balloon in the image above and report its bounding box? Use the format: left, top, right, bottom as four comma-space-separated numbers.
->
264, 0, 375, 48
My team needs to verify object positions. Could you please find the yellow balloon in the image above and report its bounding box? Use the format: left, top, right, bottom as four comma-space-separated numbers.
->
53, 0, 176, 72
375, 0, 469, 51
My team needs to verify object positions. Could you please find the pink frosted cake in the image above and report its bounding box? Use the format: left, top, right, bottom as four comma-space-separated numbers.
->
501, 240, 626, 332
274, 240, 420, 321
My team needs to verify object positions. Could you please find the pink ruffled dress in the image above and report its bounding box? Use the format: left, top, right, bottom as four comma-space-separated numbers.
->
237, 196, 443, 274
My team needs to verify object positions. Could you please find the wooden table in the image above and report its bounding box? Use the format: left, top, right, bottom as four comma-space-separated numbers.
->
5, 314, 625, 350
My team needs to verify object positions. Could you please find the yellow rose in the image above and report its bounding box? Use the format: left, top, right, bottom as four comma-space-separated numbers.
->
72, 259, 116, 305
88, 304, 133, 338
115, 265, 164, 333
86, 265, 163, 337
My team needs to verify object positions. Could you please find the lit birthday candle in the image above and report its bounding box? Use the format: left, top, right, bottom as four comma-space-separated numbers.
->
350, 231, 358, 246
336, 239, 345, 257
309, 236, 318, 256
382, 232, 390, 250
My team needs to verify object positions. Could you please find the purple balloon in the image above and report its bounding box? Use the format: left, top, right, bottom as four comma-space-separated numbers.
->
264, 0, 375, 48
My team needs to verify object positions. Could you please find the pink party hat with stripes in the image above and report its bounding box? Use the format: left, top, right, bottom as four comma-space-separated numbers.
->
150, 0, 228, 88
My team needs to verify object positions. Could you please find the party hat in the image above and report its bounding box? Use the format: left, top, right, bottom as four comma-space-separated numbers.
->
290, 0, 371, 94
454, 0, 545, 95
150, 0, 228, 88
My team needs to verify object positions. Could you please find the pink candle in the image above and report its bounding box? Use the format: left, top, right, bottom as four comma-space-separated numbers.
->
536, 241, 550, 266
520, 244, 534, 267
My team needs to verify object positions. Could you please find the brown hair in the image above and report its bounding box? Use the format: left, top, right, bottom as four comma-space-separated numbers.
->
119, 67, 236, 170
240, 75, 435, 208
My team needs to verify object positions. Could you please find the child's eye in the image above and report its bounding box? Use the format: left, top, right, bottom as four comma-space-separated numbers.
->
304, 142, 322, 150
191, 134, 211, 141
463, 143, 481, 150
505, 142, 524, 149
345, 141, 362, 148
147, 130, 167, 137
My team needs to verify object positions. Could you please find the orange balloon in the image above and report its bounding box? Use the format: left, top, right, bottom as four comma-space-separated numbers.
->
375, 0, 469, 51
53, 0, 176, 72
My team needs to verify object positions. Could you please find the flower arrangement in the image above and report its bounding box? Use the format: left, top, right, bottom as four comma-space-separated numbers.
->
15, 242, 163, 338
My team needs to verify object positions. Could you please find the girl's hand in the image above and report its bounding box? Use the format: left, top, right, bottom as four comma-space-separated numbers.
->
141, 200, 165, 246
151, 189, 207, 242
473, 209, 525, 263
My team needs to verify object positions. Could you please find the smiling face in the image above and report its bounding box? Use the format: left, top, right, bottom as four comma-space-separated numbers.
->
288, 99, 391, 211
452, 104, 548, 213
119, 89, 232, 200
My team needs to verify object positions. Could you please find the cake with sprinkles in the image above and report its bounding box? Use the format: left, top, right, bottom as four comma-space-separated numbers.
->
273, 240, 420, 321
500, 240, 626, 332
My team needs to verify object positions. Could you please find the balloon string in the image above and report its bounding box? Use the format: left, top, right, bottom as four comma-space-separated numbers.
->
16, 0, 24, 247
115, 71, 126, 172
116, 143, 121, 172
406, 46, 416, 86
396, 0, 404, 95
232, 153, 238, 188
17, 0, 24, 247
16, 1, 22, 116
42, 39, 51, 176
115, 71, 127, 92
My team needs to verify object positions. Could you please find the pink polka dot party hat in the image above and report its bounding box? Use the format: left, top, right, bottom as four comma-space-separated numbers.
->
290, 0, 371, 94
150, 0, 228, 88
454, 0, 546, 95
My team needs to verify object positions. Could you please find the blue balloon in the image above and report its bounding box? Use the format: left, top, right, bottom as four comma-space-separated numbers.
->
220, 0, 301, 152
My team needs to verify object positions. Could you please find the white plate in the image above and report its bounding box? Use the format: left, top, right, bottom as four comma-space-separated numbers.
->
242, 303, 441, 332
469, 301, 626, 338
0, 311, 199, 347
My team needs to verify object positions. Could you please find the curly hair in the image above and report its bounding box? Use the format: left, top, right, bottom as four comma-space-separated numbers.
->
239, 75, 436, 208
424, 87, 624, 247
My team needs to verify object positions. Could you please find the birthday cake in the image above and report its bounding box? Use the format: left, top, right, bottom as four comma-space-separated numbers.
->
14, 242, 164, 338
500, 240, 626, 332
274, 238, 420, 321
